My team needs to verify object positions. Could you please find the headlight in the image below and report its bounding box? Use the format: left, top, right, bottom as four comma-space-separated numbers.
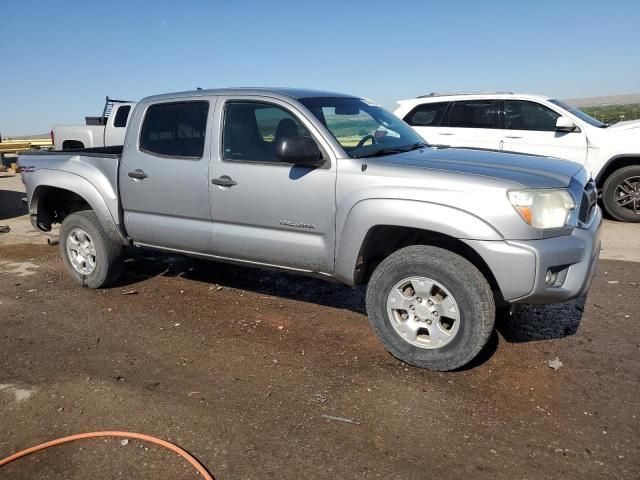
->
507, 189, 576, 229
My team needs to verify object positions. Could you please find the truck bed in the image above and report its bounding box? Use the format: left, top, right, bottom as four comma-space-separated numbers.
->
18, 147, 123, 231
57, 145, 123, 155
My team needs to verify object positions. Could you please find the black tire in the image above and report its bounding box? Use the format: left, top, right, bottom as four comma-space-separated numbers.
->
365, 245, 495, 371
59, 210, 123, 288
602, 165, 640, 222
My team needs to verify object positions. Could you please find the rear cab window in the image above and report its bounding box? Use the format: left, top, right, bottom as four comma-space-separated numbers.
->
113, 105, 132, 128
447, 100, 500, 129
139, 101, 209, 158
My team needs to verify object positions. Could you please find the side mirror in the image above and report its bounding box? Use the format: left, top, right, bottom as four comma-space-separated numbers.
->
275, 136, 324, 167
556, 116, 579, 132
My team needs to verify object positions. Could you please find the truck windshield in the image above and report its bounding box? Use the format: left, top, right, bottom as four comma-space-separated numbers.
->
549, 99, 608, 128
299, 97, 427, 158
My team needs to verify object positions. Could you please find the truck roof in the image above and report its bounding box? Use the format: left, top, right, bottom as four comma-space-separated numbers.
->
141, 88, 358, 103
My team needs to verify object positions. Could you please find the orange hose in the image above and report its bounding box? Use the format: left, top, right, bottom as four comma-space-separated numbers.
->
0, 431, 214, 479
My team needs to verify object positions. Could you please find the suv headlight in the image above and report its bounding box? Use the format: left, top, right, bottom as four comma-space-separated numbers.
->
507, 189, 576, 229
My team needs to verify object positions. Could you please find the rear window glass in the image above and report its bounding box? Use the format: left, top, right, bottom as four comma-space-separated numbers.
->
447, 100, 499, 129
404, 102, 449, 127
140, 101, 209, 158
113, 105, 131, 128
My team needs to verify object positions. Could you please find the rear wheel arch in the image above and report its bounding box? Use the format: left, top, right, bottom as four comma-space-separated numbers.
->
61, 140, 85, 150
32, 185, 92, 231
30, 181, 127, 244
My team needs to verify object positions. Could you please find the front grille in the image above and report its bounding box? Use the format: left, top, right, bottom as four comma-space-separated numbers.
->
578, 180, 597, 225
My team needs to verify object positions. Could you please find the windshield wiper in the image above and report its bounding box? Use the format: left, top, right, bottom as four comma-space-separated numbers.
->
352, 148, 407, 159
352, 142, 429, 159
405, 142, 429, 151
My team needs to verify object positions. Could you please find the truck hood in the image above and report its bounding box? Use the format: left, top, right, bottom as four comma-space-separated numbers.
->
377, 147, 584, 189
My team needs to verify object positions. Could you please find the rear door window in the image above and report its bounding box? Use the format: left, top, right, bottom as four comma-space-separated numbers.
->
447, 100, 500, 129
139, 101, 209, 158
113, 105, 131, 128
403, 102, 449, 127
504, 100, 559, 131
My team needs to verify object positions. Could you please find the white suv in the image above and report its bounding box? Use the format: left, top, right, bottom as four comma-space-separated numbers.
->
395, 93, 640, 222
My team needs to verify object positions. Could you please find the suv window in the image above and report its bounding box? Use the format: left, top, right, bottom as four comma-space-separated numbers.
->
504, 100, 559, 131
447, 100, 499, 129
404, 102, 449, 127
223, 102, 311, 162
139, 101, 209, 158
113, 105, 131, 128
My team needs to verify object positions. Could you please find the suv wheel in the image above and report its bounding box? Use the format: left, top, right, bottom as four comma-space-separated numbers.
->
602, 165, 640, 222
366, 245, 495, 371
60, 210, 123, 288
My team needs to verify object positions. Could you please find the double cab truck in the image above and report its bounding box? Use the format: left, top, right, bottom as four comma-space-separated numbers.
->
51, 96, 137, 151
18, 88, 602, 371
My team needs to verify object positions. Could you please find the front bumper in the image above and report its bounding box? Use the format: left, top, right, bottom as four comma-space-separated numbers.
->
466, 206, 602, 304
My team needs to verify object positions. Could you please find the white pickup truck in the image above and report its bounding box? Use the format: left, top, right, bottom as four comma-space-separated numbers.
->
395, 93, 640, 222
52, 97, 136, 151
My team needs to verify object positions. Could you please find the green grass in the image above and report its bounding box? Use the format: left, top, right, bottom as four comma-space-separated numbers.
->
581, 103, 640, 125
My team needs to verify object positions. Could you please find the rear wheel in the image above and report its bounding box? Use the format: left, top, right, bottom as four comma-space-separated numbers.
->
59, 210, 122, 288
602, 165, 640, 222
62, 140, 85, 150
365, 245, 495, 371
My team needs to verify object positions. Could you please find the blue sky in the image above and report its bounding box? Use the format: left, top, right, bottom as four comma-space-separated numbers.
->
1, 0, 639, 136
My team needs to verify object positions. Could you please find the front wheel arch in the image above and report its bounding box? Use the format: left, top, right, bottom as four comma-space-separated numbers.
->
595, 155, 640, 190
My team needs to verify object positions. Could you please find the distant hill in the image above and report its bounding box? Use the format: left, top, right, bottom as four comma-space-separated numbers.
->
564, 93, 640, 107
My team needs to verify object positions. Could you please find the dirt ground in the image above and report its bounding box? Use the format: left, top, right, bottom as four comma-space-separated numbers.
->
1, 173, 639, 479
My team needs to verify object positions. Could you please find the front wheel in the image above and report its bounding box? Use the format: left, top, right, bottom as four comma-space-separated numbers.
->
365, 245, 495, 371
602, 165, 640, 222
59, 210, 123, 288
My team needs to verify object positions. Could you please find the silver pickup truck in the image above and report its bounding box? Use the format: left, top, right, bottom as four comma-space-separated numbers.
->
18, 88, 601, 371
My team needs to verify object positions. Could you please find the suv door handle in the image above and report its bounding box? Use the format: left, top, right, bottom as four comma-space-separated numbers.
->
211, 175, 237, 187
505, 135, 523, 139
438, 132, 455, 136
128, 169, 148, 180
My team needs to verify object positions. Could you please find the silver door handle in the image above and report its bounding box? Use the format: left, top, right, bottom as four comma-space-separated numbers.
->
211, 175, 237, 187
505, 136, 523, 139
128, 169, 148, 180
438, 132, 455, 136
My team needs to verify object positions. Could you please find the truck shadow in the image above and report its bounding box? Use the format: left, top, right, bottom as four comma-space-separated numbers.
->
0, 187, 28, 221
117, 250, 585, 344
118, 250, 367, 314
498, 296, 586, 343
